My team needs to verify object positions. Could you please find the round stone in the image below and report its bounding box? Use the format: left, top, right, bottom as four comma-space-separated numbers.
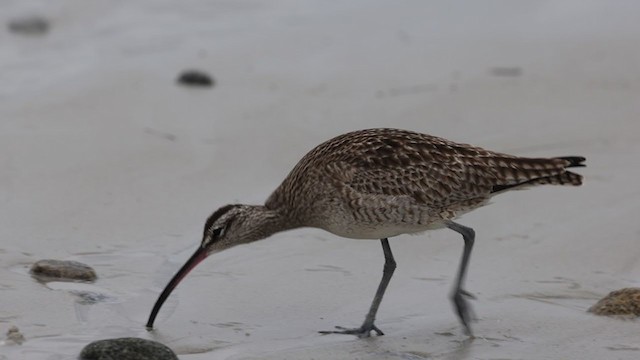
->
588, 287, 640, 316
30, 259, 97, 282
79, 337, 178, 360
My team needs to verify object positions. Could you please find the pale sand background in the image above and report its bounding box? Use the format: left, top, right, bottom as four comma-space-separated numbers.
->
1, 1, 639, 359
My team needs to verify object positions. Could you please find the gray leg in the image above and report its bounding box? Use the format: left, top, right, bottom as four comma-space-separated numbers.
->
320, 238, 396, 338
445, 220, 476, 336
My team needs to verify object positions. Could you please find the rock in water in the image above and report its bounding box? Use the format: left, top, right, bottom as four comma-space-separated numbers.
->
79, 338, 178, 360
177, 70, 214, 87
30, 259, 97, 282
8, 16, 50, 35
588, 288, 640, 316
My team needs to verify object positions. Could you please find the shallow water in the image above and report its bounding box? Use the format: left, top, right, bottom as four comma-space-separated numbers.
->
2, 1, 640, 359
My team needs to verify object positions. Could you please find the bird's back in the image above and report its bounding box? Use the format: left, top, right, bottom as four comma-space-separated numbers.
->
265, 128, 583, 238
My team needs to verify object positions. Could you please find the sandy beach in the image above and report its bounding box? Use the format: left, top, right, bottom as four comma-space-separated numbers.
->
1, 1, 639, 359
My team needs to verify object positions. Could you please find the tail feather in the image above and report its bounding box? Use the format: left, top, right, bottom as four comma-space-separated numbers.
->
490, 156, 585, 193
556, 156, 586, 168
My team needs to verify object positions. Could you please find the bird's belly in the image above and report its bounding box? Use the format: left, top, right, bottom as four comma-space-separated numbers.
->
321, 220, 443, 240
306, 197, 447, 239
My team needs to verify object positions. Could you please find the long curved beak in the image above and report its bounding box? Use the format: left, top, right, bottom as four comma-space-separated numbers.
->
146, 246, 208, 329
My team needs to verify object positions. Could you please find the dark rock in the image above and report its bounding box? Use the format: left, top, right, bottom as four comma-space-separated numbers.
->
79, 338, 178, 360
589, 287, 640, 316
30, 259, 97, 282
177, 70, 214, 87
8, 16, 50, 35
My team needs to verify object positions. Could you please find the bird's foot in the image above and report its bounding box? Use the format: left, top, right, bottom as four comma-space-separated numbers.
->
319, 324, 384, 338
452, 288, 476, 336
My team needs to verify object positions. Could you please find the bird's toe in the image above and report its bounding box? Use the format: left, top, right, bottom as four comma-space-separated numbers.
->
319, 324, 384, 338
451, 288, 477, 335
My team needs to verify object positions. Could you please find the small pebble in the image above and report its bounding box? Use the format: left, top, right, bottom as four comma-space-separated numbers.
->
489, 66, 523, 77
30, 259, 97, 282
79, 337, 178, 360
177, 70, 214, 87
73, 291, 113, 305
6, 326, 25, 345
588, 287, 640, 316
7, 16, 50, 35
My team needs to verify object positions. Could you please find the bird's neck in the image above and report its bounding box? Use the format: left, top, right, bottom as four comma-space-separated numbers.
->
242, 205, 300, 242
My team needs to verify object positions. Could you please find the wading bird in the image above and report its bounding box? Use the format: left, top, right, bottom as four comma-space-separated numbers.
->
146, 128, 584, 337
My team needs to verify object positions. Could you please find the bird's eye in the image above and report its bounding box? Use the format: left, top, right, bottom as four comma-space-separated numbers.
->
212, 227, 224, 238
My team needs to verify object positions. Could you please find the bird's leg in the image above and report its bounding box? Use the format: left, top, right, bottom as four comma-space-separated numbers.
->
320, 238, 396, 338
445, 220, 476, 336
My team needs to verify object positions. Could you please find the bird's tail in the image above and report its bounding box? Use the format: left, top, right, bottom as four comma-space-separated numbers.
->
556, 156, 586, 168
490, 156, 585, 193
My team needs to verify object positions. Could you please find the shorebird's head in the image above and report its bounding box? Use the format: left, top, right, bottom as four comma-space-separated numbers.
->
201, 204, 284, 254
146, 204, 286, 329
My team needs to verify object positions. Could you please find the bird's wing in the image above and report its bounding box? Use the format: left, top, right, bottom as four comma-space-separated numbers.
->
325, 137, 574, 209
324, 142, 494, 209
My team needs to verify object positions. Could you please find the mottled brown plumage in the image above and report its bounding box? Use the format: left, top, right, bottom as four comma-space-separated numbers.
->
147, 128, 585, 337
266, 128, 583, 239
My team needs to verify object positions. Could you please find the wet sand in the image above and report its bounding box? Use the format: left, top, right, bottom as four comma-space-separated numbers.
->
1, 1, 639, 359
